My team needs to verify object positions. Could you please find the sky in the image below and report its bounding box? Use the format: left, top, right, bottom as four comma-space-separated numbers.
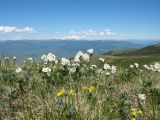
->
0, 0, 160, 40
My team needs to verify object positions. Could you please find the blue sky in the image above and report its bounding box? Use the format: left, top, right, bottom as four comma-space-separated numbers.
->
0, 0, 160, 40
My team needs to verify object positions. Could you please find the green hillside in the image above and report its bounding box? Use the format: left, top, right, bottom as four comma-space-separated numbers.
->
93, 44, 160, 67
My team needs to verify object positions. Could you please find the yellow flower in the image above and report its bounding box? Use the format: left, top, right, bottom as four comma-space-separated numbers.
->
131, 118, 136, 120
57, 87, 65, 97
82, 85, 87, 90
88, 85, 95, 92
131, 108, 137, 112
131, 111, 136, 116
69, 89, 75, 96
137, 110, 143, 115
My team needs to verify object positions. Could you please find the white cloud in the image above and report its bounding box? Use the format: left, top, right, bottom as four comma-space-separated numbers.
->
0, 25, 35, 34
61, 29, 117, 40
15, 27, 34, 32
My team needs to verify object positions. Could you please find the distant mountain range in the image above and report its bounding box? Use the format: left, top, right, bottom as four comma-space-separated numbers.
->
0, 39, 159, 61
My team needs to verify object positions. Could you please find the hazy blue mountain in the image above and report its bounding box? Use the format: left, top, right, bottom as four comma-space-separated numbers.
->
0, 39, 158, 61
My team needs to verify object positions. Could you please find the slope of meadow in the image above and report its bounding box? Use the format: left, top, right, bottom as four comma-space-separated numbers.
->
0, 48, 160, 120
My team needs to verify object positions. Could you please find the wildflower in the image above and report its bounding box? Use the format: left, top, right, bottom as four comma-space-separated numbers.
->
13, 56, 16, 60
111, 65, 117, 73
88, 85, 95, 92
57, 87, 65, 97
134, 63, 139, 68
61, 57, 70, 66
47, 53, 56, 62
5, 57, 9, 60
83, 53, 90, 62
82, 85, 88, 90
69, 89, 75, 96
28, 57, 33, 61
104, 63, 110, 70
87, 48, 94, 54
131, 108, 137, 112
42, 67, 51, 76
131, 108, 137, 118
15, 67, 22, 74
137, 110, 143, 115
106, 72, 110, 76
138, 94, 146, 100
130, 64, 134, 68
41, 55, 48, 64
69, 67, 77, 73
99, 57, 105, 62
74, 51, 84, 62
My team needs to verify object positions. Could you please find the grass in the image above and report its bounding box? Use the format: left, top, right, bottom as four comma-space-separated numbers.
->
0, 53, 160, 120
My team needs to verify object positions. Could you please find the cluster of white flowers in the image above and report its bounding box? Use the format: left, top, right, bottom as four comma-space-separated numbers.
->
42, 67, 51, 76
61, 58, 70, 66
130, 63, 139, 68
69, 67, 77, 73
103, 63, 117, 74
74, 51, 90, 62
41, 53, 56, 64
144, 62, 160, 72
15, 67, 22, 74
99, 57, 105, 62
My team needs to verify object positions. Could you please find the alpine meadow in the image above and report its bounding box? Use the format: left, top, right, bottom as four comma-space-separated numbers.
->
0, 0, 160, 120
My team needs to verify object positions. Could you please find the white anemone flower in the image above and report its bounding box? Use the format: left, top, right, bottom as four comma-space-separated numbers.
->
47, 53, 56, 62
99, 57, 105, 62
42, 67, 51, 76
87, 48, 94, 54
111, 65, 117, 73
106, 72, 110, 76
13, 56, 16, 60
138, 94, 146, 100
61, 58, 70, 66
130, 64, 134, 68
83, 53, 90, 62
69, 67, 77, 73
104, 63, 110, 70
134, 63, 139, 68
15, 67, 22, 74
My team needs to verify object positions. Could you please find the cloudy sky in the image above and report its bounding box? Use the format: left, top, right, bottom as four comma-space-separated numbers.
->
0, 0, 160, 40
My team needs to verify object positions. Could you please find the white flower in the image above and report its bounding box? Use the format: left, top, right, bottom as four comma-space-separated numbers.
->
74, 51, 90, 62
5, 57, 9, 60
144, 63, 160, 72
138, 94, 146, 100
87, 48, 94, 54
99, 57, 105, 62
130, 64, 134, 68
106, 72, 110, 76
61, 58, 70, 66
69, 67, 77, 73
55, 60, 58, 64
83, 53, 90, 62
90, 64, 97, 69
111, 65, 117, 73
13, 56, 16, 59
15, 67, 22, 74
28, 57, 33, 61
47, 53, 56, 62
134, 63, 139, 68
42, 67, 51, 76
104, 63, 110, 70
74, 51, 84, 62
